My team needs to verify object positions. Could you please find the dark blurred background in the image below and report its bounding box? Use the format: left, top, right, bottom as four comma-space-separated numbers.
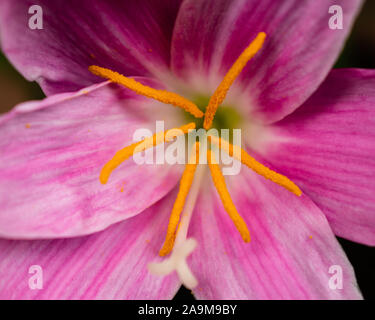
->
0, 1, 374, 300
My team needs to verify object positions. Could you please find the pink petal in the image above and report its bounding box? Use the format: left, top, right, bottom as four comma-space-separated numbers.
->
0, 0, 182, 94
257, 69, 375, 246
0, 192, 180, 299
189, 169, 362, 299
171, 0, 363, 123
0, 80, 183, 239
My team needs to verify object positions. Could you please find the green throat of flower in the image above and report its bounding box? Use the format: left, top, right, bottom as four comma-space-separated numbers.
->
184, 95, 243, 132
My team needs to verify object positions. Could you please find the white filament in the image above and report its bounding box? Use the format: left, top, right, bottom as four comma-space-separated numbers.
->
148, 164, 206, 289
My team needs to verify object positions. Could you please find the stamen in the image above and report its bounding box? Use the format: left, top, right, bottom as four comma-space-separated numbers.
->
159, 142, 200, 256
207, 149, 250, 242
89, 65, 204, 118
100, 122, 195, 184
209, 136, 302, 196
203, 32, 266, 129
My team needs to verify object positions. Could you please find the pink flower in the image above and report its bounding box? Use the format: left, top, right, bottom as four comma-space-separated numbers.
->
0, 0, 373, 299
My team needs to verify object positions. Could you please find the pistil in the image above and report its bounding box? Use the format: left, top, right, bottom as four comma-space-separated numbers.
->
148, 151, 206, 290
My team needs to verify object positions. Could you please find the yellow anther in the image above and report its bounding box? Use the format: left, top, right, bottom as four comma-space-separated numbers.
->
209, 136, 302, 196
203, 32, 266, 129
89, 65, 204, 118
207, 149, 250, 242
100, 122, 195, 184
159, 142, 200, 256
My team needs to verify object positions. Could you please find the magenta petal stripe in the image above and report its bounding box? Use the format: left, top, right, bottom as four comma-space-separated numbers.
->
0, 80, 182, 239
171, 0, 363, 123
0, 191, 181, 300
262, 69, 375, 246
0, 0, 182, 95
189, 169, 362, 299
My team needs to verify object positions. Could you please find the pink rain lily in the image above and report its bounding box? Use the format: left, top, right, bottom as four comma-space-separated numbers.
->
0, 0, 374, 299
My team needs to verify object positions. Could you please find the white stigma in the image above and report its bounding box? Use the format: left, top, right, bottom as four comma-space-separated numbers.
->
148, 164, 206, 290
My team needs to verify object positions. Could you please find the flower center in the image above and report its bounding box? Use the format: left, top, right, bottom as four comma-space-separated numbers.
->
88, 32, 302, 288
184, 95, 243, 132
